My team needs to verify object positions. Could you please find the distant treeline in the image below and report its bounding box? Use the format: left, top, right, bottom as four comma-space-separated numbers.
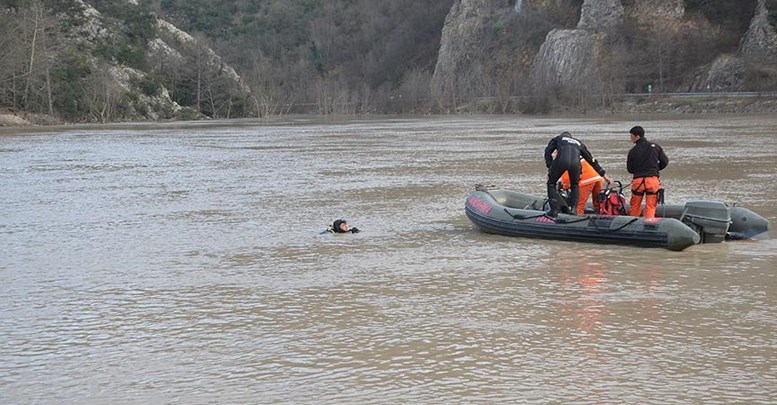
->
155, 0, 456, 115
1, 0, 775, 122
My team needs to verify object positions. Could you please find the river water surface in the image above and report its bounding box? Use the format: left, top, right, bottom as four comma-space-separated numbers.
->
1, 115, 775, 404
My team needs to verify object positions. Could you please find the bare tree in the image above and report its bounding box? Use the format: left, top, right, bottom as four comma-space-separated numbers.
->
193, 37, 206, 113
316, 76, 354, 115
245, 55, 291, 117
82, 64, 120, 123
1, 0, 58, 114
396, 68, 432, 113
0, 8, 23, 109
22, 2, 45, 107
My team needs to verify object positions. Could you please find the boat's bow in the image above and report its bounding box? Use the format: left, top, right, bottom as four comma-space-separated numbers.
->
728, 206, 771, 239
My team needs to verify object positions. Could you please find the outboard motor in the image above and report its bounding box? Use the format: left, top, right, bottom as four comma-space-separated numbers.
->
679, 201, 731, 243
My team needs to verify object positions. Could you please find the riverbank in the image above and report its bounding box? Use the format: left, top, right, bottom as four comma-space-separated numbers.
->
613, 94, 777, 114
4, 95, 777, 127
0, 109, 63, 127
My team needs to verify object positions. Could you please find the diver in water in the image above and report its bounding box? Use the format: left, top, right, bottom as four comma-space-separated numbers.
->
326, 219, 360, 234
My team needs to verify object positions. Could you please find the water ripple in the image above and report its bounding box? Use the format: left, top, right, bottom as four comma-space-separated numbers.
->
1, 116, 775, 404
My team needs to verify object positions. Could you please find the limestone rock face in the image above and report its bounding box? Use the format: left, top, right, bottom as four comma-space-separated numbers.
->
578, 0, 624, 30
432, 0, 775, 107
531, 29, 607, 90
67, 0, 248, 120
431, 0, 581, 103
107, 65, 185, 120
71, 0, 110, 42
688, 54, 746, 91
431, 0, 498, 102
431, 0, 632, 103
153, 20, 250, 95
627, 0, 684, 25
740, 0, 777, 62
530, 0, 622, 95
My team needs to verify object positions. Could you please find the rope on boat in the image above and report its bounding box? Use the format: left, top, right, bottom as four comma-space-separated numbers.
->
503, 208, 547, 220
504, 207, 641, 233
587, 216, 640, 233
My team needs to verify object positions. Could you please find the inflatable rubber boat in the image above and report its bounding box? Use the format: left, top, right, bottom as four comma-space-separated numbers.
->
465, 186, 770, 251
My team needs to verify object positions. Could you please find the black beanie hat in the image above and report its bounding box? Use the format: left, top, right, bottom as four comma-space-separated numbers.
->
333, 219, 347, 233
630, 126, 645, 137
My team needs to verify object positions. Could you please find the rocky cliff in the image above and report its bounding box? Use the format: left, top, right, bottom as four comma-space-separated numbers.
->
626, 0, 684, 26
431, 0, 497, 105
689, 0, 777, 92
531, 29, 606, 94
578, 0, 623, 30
431, 0, 580, 107
70, 0, 249, 122
531, 0, 623, 99
740, 0, 777, 61
432, 0, 776, 110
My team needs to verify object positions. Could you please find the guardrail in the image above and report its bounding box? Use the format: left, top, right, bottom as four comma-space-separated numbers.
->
618, 91, 777, 98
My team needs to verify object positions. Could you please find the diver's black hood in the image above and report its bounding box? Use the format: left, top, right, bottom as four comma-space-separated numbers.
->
332, 219, 347, 233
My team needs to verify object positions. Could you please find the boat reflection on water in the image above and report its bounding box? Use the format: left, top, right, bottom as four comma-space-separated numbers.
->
556, 254, 666, 359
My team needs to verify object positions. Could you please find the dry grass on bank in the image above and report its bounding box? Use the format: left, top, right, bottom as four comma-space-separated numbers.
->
0, 109, 63, 127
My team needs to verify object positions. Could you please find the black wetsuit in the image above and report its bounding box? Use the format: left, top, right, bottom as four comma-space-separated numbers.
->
544, 134, 606, 216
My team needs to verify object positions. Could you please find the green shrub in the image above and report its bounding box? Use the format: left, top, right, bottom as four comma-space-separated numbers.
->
50, 49, 92, 120
132, 74, 164, 97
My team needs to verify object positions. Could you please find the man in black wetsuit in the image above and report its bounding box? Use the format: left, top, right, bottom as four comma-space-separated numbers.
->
544, 132, 611, 218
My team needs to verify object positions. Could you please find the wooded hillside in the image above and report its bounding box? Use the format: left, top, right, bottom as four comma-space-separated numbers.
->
159, 0, 454, 114
1, 0, 776, 123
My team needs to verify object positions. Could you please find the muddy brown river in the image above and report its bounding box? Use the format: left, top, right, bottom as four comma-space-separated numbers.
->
1, 115, 775, 403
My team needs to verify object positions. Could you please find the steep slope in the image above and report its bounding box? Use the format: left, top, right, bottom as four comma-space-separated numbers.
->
1, 0, 251, 124
431, 0, 581, 109
432, 0, 776, 110
741, 0, 777, 61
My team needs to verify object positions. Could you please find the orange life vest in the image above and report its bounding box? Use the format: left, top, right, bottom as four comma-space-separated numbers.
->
560, 159, 602, 189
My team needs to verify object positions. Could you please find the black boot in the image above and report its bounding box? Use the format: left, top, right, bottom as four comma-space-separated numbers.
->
546, 183, 560, 217
567, 184, 580, 216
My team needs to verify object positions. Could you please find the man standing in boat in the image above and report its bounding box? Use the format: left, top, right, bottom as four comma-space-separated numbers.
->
627, 126, 668, 219
544, 132, 611, 218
